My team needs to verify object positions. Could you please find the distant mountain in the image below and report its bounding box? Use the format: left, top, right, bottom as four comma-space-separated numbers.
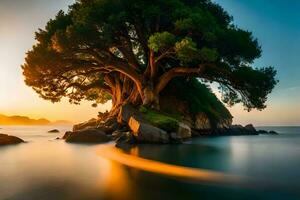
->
0, 114, 72, 125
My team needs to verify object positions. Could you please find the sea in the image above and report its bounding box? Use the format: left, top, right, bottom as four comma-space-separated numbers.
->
0, 125, 300, 200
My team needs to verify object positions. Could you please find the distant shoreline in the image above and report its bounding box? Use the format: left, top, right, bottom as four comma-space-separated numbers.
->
0, 123, 73, 126
0, 113, 72, 126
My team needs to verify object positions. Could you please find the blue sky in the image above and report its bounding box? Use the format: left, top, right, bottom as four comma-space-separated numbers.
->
0, 0, 299, 125
213, 0, 300, 125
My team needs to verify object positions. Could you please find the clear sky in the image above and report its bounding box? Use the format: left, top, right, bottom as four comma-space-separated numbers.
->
0, 0, 299, 125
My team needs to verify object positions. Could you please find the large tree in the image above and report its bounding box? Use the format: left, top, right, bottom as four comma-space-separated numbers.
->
23, 0, 277, 116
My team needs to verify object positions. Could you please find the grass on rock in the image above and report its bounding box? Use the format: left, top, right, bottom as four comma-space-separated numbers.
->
139, 106, 180, 132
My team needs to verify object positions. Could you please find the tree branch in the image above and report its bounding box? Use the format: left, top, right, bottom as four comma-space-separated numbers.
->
155, 64, 208, 93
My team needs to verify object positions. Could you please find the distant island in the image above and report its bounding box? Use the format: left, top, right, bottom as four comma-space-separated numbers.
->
0, 114, 72, 125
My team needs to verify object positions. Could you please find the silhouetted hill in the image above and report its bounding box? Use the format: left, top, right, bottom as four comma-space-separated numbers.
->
0, 114, 71, 125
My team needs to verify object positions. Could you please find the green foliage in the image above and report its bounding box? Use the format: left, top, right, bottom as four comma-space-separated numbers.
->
163, 77, 232, 125
218, 66, 278, 110
175, 37, 198, 63
22, 0, 277, 112
148, 32, 176, 52
199, 47, 218, 62
139, 106, 180, 132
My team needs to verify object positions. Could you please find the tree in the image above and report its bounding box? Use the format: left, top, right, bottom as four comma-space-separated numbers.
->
22, 0, 277, 116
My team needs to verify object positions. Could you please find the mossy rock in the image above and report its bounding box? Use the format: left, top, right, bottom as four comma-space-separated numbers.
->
139, 106, 180, 132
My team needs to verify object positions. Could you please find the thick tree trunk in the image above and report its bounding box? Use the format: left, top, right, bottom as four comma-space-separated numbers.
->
108, 77, 142, 117
142, 83, 160, 110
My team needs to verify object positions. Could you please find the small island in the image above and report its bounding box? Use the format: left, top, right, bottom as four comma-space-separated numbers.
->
2, 0, 300, 200
22, 0, 277, 145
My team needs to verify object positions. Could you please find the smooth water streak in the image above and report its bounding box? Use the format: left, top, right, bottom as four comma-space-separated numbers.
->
96, 144, 271, 189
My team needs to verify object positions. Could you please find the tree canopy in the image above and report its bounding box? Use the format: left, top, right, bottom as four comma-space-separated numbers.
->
22, 0, 277, 112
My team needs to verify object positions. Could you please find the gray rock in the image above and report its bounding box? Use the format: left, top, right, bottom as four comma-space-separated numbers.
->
219, 124, 258, 135
244, 124, 257, 133
258, 130, 269, 134
174, 122, 192, 139
170, 132, 183, 143
73, 118, 99, 131
269, 130, 278, 134
0, 134, 24, 145
115, 132, 136, 149
128, 116, 170, 143
63, 131, 72, 139
48, 129, 59, 133
112, 130, 126, 140
65, 129, 110, 143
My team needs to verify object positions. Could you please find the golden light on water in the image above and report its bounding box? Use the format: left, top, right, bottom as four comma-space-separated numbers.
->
97, 144, 253, 186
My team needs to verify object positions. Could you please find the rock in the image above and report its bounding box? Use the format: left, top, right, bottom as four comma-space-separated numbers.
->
73, 118, 99, 131
269, 130, 278, 134
73, 117, 119, 135
115, 132, 136, 149
194, 113, 211, 130
112, 130, 126, 140
65, 129, 110, 143
48, 129, 59, 133
97, 118, 119, 135
63, 131, 72, 139
170, 132, 183, 143
181, 115, 193, 129
258, 130, 269, 134
128, 116, 170, 143
55, 137, 60, 140
172, 122, 191, 139
0, 134, 24, 145
244, 124, 257, 133
213, 124, 258, 136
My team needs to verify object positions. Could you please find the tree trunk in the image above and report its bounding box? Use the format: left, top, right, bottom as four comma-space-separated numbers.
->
142, 84, 160, 110
108, 76, 142, 117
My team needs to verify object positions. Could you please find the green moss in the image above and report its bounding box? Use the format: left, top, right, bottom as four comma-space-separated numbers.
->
139, 106, 180, 132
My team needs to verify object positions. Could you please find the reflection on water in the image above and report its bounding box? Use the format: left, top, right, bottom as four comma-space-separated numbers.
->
0, 126, 300, 200
97, 145, 253, 186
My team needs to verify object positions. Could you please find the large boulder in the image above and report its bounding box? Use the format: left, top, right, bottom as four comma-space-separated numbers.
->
216, 124, 258, 135
62, 131, 72, 139
172, 122, 191, 139
65, 129, 110, 143
244, 124, 256, 133
128, 116, 170, 143
115, 132, 136, 149
98, 117, 119, 134
73, 118, 99, 131
0, 134, 24, 145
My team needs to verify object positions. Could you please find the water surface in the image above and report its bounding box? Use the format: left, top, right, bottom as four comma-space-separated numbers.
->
0, 126, 299, 200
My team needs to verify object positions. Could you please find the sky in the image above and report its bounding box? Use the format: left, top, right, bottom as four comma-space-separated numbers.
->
0, 0, 299, 125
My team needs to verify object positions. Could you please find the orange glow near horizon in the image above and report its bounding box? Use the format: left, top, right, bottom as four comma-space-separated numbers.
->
0, 0, 299, 125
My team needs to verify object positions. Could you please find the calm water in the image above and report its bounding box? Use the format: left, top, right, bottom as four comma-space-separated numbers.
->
0, 125, 300, 200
